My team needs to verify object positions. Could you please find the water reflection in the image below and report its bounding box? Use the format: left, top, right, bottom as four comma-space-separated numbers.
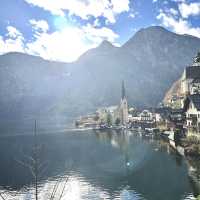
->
0, 130, 198, 200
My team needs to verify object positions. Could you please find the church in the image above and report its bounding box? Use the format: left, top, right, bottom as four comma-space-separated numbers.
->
95, 81, 129, 126
114, 81, 128, 125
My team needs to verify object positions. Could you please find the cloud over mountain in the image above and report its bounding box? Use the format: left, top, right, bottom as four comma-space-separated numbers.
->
24, 0, 130, 24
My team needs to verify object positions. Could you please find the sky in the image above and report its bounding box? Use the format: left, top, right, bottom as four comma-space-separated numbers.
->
0, 0, 200, 62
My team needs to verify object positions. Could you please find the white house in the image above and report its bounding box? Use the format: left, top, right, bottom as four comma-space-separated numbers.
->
184, 94, 200, 134
154, 113, 163, 122
139, 110, 154, 122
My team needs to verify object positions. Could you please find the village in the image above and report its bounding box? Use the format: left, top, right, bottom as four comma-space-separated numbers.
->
75, 52, 200, 158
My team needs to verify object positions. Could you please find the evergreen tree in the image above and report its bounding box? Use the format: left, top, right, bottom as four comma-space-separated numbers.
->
75, 121, 79, 127
106, 113, 112, 127
115, 118, 121, 126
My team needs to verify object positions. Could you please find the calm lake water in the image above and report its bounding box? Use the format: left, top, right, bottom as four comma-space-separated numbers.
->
0, 129, 199, 200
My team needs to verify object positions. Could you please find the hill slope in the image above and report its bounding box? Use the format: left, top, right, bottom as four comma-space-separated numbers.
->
0, 26, 200, 127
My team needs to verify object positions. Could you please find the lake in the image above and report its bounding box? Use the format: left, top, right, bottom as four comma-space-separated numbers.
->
0, 129, 199, 200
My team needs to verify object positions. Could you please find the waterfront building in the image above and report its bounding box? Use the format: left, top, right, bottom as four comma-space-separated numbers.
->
169, 108, 185, 128
139, 110, 154, 122
183, 94, 200, 136
154, 113, 163, 123
181, 56, 200, 96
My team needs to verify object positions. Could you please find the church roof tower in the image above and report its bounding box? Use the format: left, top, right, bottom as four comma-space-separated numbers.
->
121, 80, 126, 100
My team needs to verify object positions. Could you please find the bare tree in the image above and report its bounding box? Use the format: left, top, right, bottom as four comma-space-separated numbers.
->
15, 120, 45, 200
7, 120, 71, 200
0, 193, 6, 200
34, 120, 39, 200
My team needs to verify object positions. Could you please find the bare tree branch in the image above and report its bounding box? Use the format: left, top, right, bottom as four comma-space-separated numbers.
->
0, 193, 6, 200
58, 175, 70, 200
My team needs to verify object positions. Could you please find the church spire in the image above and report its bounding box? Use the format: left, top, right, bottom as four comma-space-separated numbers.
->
121, 80, 126, 99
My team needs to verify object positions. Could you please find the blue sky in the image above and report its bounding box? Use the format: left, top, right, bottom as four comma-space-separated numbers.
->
0, 0, 200, 62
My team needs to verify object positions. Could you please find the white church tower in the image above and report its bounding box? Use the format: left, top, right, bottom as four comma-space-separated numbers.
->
120, 81, 129, 125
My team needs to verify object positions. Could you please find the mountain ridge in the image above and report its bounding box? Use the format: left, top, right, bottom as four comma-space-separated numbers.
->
0, 26, 200, 128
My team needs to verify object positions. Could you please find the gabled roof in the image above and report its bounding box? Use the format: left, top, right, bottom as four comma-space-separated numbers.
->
185, 66, 200, 79
183, 94, 200, 111
192, 78, 200, 84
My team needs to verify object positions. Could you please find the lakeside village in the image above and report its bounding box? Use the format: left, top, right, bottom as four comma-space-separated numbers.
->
75, 52, 200, 158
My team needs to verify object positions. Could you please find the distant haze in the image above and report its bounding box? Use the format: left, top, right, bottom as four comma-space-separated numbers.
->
0, 26, 200, 131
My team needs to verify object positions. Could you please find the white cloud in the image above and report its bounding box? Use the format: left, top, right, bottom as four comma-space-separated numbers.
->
24, 0, 130, 24
129, 12, 136, 18
93, 18, 101, 27
111, 0, 130, 13
157, 10, 200, 38
6, 26, 23, 39
24, 0, 65, 16
169, 8, 179, 16
171, 0, 185, 2
26, 27, 89, 62
0, 23, 119, 62
29, 19, 49, 33
0, 26, 25, 54
27, 24, 119, 62
178, 2, 200, 18
82, 24, 119, 43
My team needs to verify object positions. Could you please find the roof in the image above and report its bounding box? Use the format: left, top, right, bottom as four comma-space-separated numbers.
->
185, 66, 200, 79
192, 78, 200, 84
184, 94, 200, 111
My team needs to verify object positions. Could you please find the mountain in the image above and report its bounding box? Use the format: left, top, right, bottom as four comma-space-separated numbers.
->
69, 26, 200, 108
0, 26, 200, 130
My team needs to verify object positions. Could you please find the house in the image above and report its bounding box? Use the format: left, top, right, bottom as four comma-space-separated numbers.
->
139, 110, 154, 122
170, 109, 184, 123
154, 113, 163, 123
183, 94, 200, 134
181, 62, 200, 96
190, 78, 200, 94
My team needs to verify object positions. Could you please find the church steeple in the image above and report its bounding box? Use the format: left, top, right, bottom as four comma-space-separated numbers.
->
121, 80, 126, 100
120, 80, 128, 125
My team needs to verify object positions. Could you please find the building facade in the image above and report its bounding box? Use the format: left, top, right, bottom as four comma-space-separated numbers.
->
181, 63, 200, 96
184, 94, 200, 135
139, 110, 154, 122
